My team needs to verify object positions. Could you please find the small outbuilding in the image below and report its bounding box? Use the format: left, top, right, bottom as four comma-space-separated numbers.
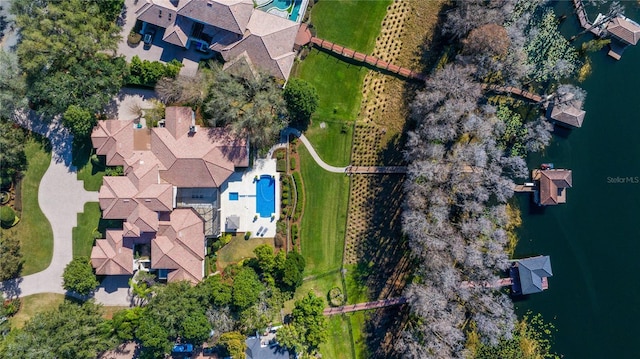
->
510, 256, 553, 295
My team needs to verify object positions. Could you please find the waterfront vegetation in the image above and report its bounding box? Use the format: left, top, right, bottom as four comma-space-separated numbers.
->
1, 136, 53, 275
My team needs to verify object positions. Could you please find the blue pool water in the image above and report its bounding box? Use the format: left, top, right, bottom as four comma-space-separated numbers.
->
259, 0, 304, 22
256, 175, 275, 218
229, 192, 239, 201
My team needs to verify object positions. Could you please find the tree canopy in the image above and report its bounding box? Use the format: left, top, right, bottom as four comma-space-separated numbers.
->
0, 50, 27, 120
0, 236, 23, 281
0, 120, 27, 188
232, 267, 264, 310
277, 292, 327, 355
0, 300, 115, 358
283, 78, 319, 127
62, 257, 99, 295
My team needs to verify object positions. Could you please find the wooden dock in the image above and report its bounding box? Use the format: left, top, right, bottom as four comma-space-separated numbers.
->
309, 37, 426, 81
460, 277, 513, 290
323, 297, 408, 316
481, 84, 543, 103
514, 184, 535, 193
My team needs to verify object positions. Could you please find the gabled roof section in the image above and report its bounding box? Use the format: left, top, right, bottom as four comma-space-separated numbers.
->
607, 16, 640, 45
517, 256, 553, 295
136, 0, 181, 29
91, 230, 134, 275
220, 10, 299, 79
163, 21, 189, 47
99, 177, 139, 219
178, 0, 254, 35
91, 120, 135, 166
550, 105, 585, 128
538, 170, 572, 205
151, 209, 205, 284
136, 183, 174, 212
165, 106, 194, 139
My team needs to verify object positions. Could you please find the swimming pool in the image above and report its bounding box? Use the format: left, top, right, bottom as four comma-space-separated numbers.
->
256, 175, 275, 218
258, 0, 305, 23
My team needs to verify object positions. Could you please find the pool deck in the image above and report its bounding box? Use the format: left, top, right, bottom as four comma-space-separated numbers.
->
219, 159, 280, 238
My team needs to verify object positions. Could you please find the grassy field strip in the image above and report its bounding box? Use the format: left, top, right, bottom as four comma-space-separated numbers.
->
1, 136, 54, 275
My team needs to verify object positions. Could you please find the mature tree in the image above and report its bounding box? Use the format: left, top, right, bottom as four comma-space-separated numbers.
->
281, 251, 306, 291
278, 292, 327, 355
194, 274, 233, 307
0, 236, 23, 281
125, 56, 182, 88
253, 244, 276, 275
12, 0, 125, 119
63, 105, 95, 139
0, 50, 27, 120
218, 331, 246, 359
232, 267, 264, 310
283, 78, 319, 126
156, 73, 210, 105
62, 256, 99, 295
135, 281, 211, 357
202, 64, 287, 150
129, 276, 153, 306
28, 55, 127, 119
0, 120, 26, 188
0, 300, 115, 358
112, 307, 145, 341
463, 24, 510, 57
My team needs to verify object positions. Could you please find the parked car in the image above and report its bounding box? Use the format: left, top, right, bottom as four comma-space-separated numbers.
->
143, 29, 155, 48
172, 343, 193, 353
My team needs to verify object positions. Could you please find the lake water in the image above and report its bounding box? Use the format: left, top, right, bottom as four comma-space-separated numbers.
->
514, 2, 640, 357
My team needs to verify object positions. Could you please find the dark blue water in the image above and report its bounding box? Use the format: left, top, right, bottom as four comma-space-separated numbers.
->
514, 2, 640, 357
256, 175, 275, 217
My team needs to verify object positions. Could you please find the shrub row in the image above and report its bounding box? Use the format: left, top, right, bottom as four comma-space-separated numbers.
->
292, 172, 304, 222
124, 55, 183, 88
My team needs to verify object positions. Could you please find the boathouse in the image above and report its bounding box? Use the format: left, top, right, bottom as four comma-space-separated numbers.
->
533, 168, 573, 206
547, 92, 586, 128
606, 16, 640, 46
510, 256, 553, 295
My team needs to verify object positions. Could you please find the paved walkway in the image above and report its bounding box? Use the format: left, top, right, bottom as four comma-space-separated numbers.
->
1, 111, 131, 306
281, 128, 347, 173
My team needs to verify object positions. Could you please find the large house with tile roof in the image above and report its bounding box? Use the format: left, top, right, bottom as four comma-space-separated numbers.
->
90, 107, 251, 283
136, 0, 299, 79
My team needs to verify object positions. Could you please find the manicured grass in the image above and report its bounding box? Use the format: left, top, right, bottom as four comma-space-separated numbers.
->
285, 270, 342, 313
350, 311, 369, 359
73, 138, 105, 191
298, 146, 349, 276
321, 315, 355, 359
294, 49, 369, 121
344, 264, 369, 304
1, 136, 54, 275
304, 119, 353, 167
310, 0, 392, 53
216, 235, 275, 269
72, 202, 123, 258
9, 293, 66, 329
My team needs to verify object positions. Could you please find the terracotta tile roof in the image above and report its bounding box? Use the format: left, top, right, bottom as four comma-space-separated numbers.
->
607, 16, 640, 45
220, 11, 299, 79
165, 106, 194, 139
137, 183, 174, 212
92, 120, 135, 166
550, 105, 585, 128
178, 0, 253, 35
151, 209, 205, 284
538, 170, 572, 205
91, 230, 134, 275
92, 107, 246, 284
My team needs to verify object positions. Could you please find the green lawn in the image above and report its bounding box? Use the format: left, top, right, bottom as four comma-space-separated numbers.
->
0, 136, 54, 275
321, 315, 355, 359
344, 263, 370, 304
10, 293, 66, 329
298, 146, 349, 276
310, 0, 392, 53
294, 49, 369, 121
350, 311, 369, 359
303, 119, 353, 167
73, 138, 105, 191
217, 235, 275, 269
72, 202, 122, 258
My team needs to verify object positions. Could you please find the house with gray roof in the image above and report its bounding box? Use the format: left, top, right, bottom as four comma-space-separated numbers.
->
135, 0, 299, 79
246, 336, 290, 359
510, 256, 553, 295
